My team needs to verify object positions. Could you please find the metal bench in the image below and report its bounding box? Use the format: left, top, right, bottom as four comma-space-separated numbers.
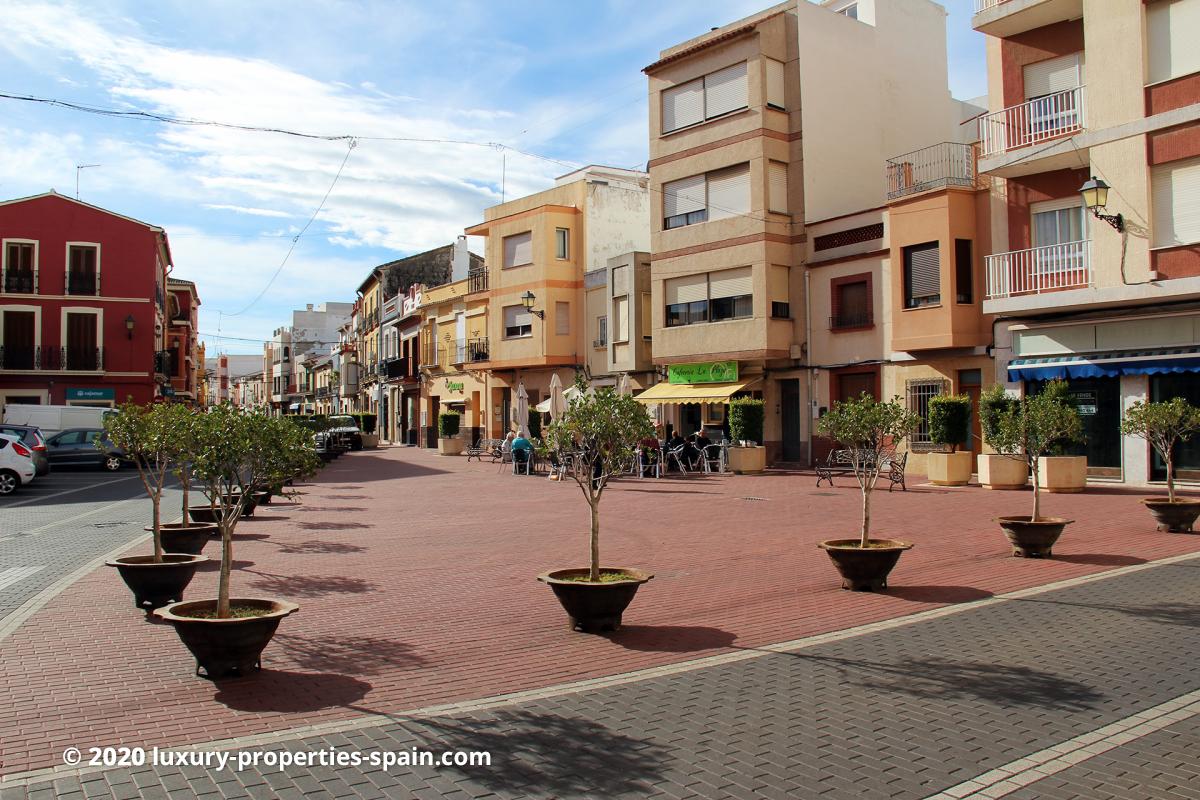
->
816, 449, 908, 492
466, 438, 503, 462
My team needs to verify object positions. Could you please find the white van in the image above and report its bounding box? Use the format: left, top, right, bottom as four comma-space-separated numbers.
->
2, 404, 116, 438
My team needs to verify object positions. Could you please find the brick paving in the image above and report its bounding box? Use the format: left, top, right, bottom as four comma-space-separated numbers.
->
2, 446, 1200, 783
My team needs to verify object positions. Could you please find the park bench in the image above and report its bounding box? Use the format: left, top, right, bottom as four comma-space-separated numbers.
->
816, 449, 908, 492
466, 438, 503, 463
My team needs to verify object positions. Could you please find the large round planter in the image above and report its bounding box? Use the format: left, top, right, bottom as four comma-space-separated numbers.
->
996, 515, 1072, 558
188, 506, 221, 524
977, 454, 1028, 490
1142, 498, 1200, 533
537, 568, 653, 633
154, 598, 299, 679
106, 554, 208, 610
143, 523, 217, 555
928, 451, 973, 486
1037, 456, 1087, 493
727, 446, 766, 475
817, 539, 913, 591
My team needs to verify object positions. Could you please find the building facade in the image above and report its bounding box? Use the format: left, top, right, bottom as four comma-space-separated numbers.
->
416, 277, 491, 446
165, 278, 201, 403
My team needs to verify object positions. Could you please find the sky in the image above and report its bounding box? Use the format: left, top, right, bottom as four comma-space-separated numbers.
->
0, 0, 987, 355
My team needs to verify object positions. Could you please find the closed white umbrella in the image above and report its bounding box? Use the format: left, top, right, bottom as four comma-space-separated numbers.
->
548, 373, 567, 421
515, 381, 529, 437
616, 373, 631, 397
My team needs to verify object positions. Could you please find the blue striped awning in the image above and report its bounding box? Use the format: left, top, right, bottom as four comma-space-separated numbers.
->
1008, 347, 1200, 381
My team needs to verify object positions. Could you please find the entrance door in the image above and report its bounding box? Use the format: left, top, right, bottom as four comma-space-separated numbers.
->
1151, 374, 1200, 481
1030, 377, 1121, 476
780, 379, 801, 461
501, 388, 512, 435
2, 311, 35, 369
958, 369, 983, 459
836, 371, 876, 402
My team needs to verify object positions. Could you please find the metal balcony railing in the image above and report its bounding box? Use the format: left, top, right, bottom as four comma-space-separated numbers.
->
467, 269, 489, 294
67, 273, 98, 296
3, 272, 35, 293
829, 311, 874, 330
466, 337, 489, 363
382, 357, 408, 380
885, 142, 980, 200
974, 0, 1010, 11
0, 345, 38, 369
61, 347, 104, 371
985, 240, 1092, 299
979, 86, 1085, 158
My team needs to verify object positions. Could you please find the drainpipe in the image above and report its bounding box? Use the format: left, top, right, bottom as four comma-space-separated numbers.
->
804, 266, 815, 467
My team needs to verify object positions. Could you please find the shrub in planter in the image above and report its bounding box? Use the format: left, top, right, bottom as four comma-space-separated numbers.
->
928, 394, 973, 486
537, 379, 655, 632
727, 398, 766, 474
977, 385, 1028, 490
438, 412, 464, 455
1120, 397, 1200, 532
815, 394, 921, 590
985, 380, 1083, 557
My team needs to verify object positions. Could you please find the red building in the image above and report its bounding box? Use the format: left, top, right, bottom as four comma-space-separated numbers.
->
0, 192, 174, 409
166, 278, 200, 403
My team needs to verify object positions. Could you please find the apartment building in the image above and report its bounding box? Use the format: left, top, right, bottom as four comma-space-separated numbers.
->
974, 0, 1200, 485
644, 0, 969, 464
582, 252, 656, 392
464, 165, 650, 437
165, 278, 201, 403
415, 276, 491, 447
266, 327, 293, 413
210, 353, 262, 404
354, 270, 383, 422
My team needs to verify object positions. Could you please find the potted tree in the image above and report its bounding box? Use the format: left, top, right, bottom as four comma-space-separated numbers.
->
726, 398, 766, 474
154, 406, 317, 678
977, 385, 1028, 490
103, 402, 207, 610
986, 379, 1083, 557
152, 403, 218, 550
537, 383, 655, 632
1037, 380, 1088, 493
927, 393, 973, 486
815, 394, 921, 591
438, 411, 464, 455
1120, 397, 1200, 532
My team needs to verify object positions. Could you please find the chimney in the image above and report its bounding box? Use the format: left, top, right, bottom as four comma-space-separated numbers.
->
452, 235, 469, 283
306, 303, 313, 311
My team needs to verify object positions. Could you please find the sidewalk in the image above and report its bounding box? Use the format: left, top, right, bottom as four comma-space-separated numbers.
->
2, 446, 1200, 791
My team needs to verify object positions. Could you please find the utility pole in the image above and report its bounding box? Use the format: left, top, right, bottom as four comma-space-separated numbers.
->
75, 164, 100, 199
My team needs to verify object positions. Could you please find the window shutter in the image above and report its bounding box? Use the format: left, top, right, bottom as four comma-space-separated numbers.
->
555, 301, 570, 335
611, 265, 630, 295
665, 274, 707, 305
1148, 0, 1200, 84
704, 62, 748, 118
1023, 53, 1081, 99
503, 232, 532, 268
662, 78, 704, 132
768, 161, 788, 213
1152, 157, 1200, 247
708, 266, 752, 299
706, 163, 751, 221
504, 305, 532, 327
663, 174, 706, 217
768, 264, 789, 302
765, 58, 785, 109
906, 244, 941, 300
614, 296, 629, 341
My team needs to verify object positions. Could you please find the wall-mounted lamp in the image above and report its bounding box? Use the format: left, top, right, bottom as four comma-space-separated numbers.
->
1079, 176, 1124, 232
124, 314, 136, 339
520, 290, 545, 319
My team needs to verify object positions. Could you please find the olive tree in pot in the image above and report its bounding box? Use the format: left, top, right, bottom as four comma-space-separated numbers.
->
815, 394, 921, 590
727, 398, 766, 474
986, 379, 1083, 557
1120, 397, 1200, 532
438, 411, 464, 456
154, 405, 318, 678
977, 386, 1028, 490
927, 394, 973, 486
537, 384, 655, 632
151, 403, 218, 552
102, 402, 207, 610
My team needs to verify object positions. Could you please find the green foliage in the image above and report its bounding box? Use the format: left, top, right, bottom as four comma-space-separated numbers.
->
729, 398, 765, 445
928, 394, 972, 451
439, 412, 461, 438
979, 384, 1015, 445
1120, 397, 1200, 502
527, 407, 543, 439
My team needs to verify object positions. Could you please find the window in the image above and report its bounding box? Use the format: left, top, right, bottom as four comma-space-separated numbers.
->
708, 266, 753, 322
832, 279, 871, 329
502, 231, 533, 269
663, 163, 750, 229
1032, 198, 1088, 274
3, 241, 36, 294
1152, 156, 1200, 247
769, 265, 789, 319
555, 228, 570, 260
283, 346, 290, 361
768, 161, 788, 214
1022, 53, 1082, 136
503, 305, 532, 338
1147, 0, 1200, 85
906, 378, 947, 448
835, 2, 858, 19
66, 245, 98, 296
64, 311, 99, 370
664, 274, 709, 328
613, 296, 629, 342
772, 302, 790, 319
706, 164, 751, 221
663, 174, 708, 230
955, 239, 974, 304
640, 292, 652, 339
596, 316, 608, 347
765, 59, 786, 110
903, 242, 941, 308
661, 61, 749, 133
555, 301, 570, 336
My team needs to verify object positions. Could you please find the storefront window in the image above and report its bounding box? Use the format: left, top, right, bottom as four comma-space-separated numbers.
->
1150, 374, 1200, 481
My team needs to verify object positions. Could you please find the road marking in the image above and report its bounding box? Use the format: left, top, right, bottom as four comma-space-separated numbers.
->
0, 474, 139, 509
924, 688, 1200, 799
3, 549, 1198, 788
0, 496, 147, 543
0, 566, 43, 591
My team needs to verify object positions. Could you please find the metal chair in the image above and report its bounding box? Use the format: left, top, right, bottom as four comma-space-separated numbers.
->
666, 445, 689, 474
639, 447, 663, 479
701, 443, 724, 473
512, 448, 532, 475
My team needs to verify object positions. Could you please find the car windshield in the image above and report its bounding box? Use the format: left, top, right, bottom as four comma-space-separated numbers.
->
329, 416, 356, 427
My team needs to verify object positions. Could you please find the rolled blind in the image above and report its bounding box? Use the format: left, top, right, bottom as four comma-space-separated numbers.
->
1148, 0, 1200, 84
665, 274, 707, 305
663, 174, 706, 217
1152, 157, 1200, 247
768, 264, 789, 302
613, 296, 629, 341
662, 78, 704, 132
1023, 53, 1081, 99
504, 305, 532, 327
766, 58, 785, 109
906, 244, 941, 299
555, 302, 570, 335
768, 161, 788, 213
708, 266, 752, 299
503, 231, 532, 268
706, 163, 750, 221
704, 62, 748, 117
612, 264, 630, 295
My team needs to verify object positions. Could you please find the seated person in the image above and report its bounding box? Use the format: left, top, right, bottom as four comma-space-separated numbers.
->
511, 433, 533, 468
696, 429, 712, 450
639, 435, 661, 476
683, 434, 703, 470
501, 431, 515, 456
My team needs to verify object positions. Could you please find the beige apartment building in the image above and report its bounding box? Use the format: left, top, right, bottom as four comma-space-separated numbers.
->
974, 0, 1200, 485
465, 165, 650, 437
416, 277, 491, 445
582, 251, 656, 391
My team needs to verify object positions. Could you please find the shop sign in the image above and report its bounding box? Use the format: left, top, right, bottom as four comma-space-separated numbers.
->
66, 387, 115, 401
667, 361, 738, 385
446, 381, 464, 393
1070, 390, 1097, 416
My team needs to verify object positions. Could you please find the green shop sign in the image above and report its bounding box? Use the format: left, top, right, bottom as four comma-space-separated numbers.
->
66, 387, 115, 401
667, 361, 738, 385
446, 381, 465, 393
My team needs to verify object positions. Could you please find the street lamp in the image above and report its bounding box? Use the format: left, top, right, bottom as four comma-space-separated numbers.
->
521, 290, 545, 319
124, 314, 135, 339
1079, 176, 1124, 232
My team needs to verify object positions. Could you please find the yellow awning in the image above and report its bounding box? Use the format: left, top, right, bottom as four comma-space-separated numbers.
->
634, 380, 758, 405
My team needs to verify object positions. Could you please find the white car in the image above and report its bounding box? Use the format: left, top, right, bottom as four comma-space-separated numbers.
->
0, 432, 37, 495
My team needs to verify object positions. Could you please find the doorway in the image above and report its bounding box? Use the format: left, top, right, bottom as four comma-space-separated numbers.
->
958, 368, 982, 459
780, 378, 802, 461
1151, 374, 1200, 481
1029, 377, 1121, 476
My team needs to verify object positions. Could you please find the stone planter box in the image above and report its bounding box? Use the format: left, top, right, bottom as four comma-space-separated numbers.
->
1038, 455, 1087, 493
727, 446, 765, 475
438, 437, 464, 456
927, 451, 973, 486
978, 454, 1028, 490
360, 433, 379, 449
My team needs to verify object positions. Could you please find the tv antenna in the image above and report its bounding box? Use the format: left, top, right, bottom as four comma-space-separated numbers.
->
75, 164, 101, 199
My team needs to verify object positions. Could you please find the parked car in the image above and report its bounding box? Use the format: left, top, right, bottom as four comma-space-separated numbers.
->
45, 428, 127, 471
0, 424, 50, 476
2, 404, 116, 438
327, 415, 364, 451
0, 433, 37, 495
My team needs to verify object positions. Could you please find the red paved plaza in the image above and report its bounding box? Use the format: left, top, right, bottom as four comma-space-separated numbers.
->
3, 446, 1200, 777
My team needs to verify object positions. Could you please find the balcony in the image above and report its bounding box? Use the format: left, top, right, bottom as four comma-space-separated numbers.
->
67, 272, 98, 296
985, 240, 1092, 300
978, 87, 1085, 165
829, 310, 875, 331
973, 0, 1083, 38
467, 269, 489, 294
886, 142, 981, 201
382, 356, 409, 380
1, 346, 108, 371
3, 272, 35, 293
155, 350, 173, 377
465, 337, 489, 363
316, 386, 331, 398
421, 343, 441, 369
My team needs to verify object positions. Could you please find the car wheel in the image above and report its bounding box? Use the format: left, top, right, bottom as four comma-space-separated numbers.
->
0, 470, 18, 495
103, 455, 123, 471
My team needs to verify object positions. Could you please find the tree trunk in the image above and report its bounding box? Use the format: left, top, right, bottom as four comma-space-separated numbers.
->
1031, 460, 1041, 522
217, 520, 232, 619
589, 498, 600, 582
151, 491, 163, 563
860, 487, 871, 548
180, 468, 190, 519
1167, 451, 1175, 503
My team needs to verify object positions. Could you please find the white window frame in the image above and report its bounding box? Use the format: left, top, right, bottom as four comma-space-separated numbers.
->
555, 228, 570, 260
1031, 197, 1089, 274
64, 241, 101, 297
502, 304, 533, 339
2, 238, 39, 294
60, 306, 103, 371
596, 315, 608, 348
0, 304, 44, 366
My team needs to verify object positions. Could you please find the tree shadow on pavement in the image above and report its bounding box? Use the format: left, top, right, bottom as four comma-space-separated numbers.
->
276, 539, 367, 555
195, 559, 254, 572
397, 710, 672, 797
295, 521, 374, 531
1050, 553, 1146, 566
885, 585, 994, 603
213, 671, 372, 712
606, 625, 738, 652
1015, 597, 1200, 628
293, 506, 367, 513
273, 633, 425, 675
246, 570, 377, 598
